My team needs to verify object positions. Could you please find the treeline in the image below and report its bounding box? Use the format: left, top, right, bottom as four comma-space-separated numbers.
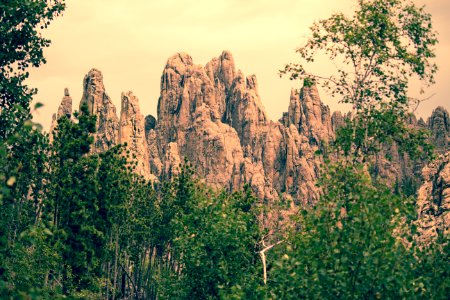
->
1, 106, 263, 298
1, 107, 449, 299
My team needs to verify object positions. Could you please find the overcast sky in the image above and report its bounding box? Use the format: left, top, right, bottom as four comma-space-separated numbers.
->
28, 0, 450, 130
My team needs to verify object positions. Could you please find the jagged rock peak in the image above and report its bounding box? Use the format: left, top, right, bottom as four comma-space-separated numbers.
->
205, 50, 236, 90
80, 68, 104, 114
428, 106, 450, 153
224, 69, 268, 143
165, 52, 193, 76
282, 83, 334, 145
418, 117, 426, 127
49, 88, 73, 142
158, 51, 216, 139
281, 88, 301, 127
331, 111, 345, 132
57, 88, 72, 119
80, 68, 119, 153
119, 91, 151, 179
202, 50, 237, 119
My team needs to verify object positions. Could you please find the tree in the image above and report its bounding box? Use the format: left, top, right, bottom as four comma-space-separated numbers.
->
0, 1, 65, 296
157, 165, 264, 299
268, 163, 420, 299
0, 120, 58, 298
282, 0, 437, 161
0, 0, 65, 139
266, 1, 449, 298
48, 105, 103, 294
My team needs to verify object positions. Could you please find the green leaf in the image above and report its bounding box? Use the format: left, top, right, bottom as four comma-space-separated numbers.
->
34, 102, 44, 110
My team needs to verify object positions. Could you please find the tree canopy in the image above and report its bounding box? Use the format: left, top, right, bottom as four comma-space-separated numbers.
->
0, 0, 65, 138
282, 0, 437, 161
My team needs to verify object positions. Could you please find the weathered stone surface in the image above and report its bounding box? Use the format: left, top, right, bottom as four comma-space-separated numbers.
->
281, 84, 334, 145
224, 71, 268, 159
428, 106, 450, 154
151, 51, 332, 202
50, 51, 449, 209
156, 52, 248, 190
417, 152, 450, 242
58, 88, 73, 119
205, 50, 236, 120
119, 91, 151, 178
49, 88, 73, 142
46, 52, 334, 203
80, 68, 119, 153
331, 111, 345, 132
145, 115, 163, 178
372, 114, 425, 191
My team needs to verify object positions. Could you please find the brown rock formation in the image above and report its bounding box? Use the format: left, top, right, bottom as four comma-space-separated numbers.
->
331, 111, 345, 132
58, 88, 73, 119
428, 106, 450, 154
417, 152, 450, 242
49, 52, 343, 203
49, 88, 73, 142
50, 51, 449, 208
119, 91, 151, 179
150, 51, 333, 202
281, 85, 334, 145
155, 52, 248, 191
80, 68, 119, 153
145, 115, 163, 178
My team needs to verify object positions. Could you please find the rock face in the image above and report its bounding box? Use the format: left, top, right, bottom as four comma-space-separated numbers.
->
149, 51, 331, 203
155, 52, 245, 190
51, 70, 157, 179
417, 152, 450, 242
281, 85, 333, 145
119, 91, 151, 179
58, 88, 73, 119
428, 106, 450, 154
49, 88, 73, 142
80, 69, 120, 153
50, 51, 450, 208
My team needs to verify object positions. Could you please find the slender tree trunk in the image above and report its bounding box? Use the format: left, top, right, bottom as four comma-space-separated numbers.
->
106, 261, 110, 300
113, 228, 119, 300
260, 240, 284, 285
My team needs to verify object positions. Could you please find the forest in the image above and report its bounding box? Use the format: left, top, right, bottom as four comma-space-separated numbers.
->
1, 0, 449, 299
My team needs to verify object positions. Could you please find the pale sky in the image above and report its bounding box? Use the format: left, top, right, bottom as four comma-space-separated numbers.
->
28, 0, 450, 130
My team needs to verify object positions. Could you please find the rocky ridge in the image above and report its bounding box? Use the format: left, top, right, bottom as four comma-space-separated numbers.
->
50, 51, 450, 206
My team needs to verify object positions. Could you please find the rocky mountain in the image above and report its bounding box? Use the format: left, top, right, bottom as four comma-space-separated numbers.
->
50, 51, 450, 206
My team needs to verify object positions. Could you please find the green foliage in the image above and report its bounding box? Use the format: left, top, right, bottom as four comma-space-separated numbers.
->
267, 162, 447, 299
282, 0, 437, 161
0, 0, 65, 139
47, 105, 104, 294
413, 234, 450, 299
157, 165, 263, 299
0, 2, 65, 297
0, 118, 59, 298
